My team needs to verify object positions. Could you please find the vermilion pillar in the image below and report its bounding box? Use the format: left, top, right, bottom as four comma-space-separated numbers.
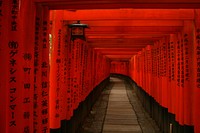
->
0, 1, 9, 133
7, 0, 24, 132
82, 43, 87, 100
145, 45, 151, 95
34, 5, 50, 133
169, 34, 177, 116
161, 39, 168, 108
41, 6, 50, 132
60, 20, 68, 120
49, 10, 64, 129
174, 33, 181, 123
21, 1, 35, 133
71, 38, 83, 109
194, 9, 200, 133
34, 5, 42, 132
166, 36, 171, 113
0, 0, 35, 132
182, 20, 194, 126
66, 23, 73, 119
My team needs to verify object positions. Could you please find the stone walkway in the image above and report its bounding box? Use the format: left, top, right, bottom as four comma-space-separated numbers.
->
102, 78, 142, 133
79, 77, 161, 133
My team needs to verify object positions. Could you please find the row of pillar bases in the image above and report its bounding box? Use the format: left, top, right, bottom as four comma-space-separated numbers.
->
50, 78, 110, 133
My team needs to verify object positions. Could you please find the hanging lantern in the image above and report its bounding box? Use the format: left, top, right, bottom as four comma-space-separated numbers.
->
68, 20, 88, 40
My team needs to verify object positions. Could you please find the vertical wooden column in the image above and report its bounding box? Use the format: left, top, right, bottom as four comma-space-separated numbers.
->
149, 46, 153, 96
155, 42, 159, 102
77, 39, 82, 102
21, 1, 35, 133
175, 33, 180, 123
6, 0, 25, 132
166, 36, 172, 113
66, 23, 73, 120
161, 39, 168, 108
138, 51, 142, 87
158, 41, 162, 105
84, 45, 88, 97
34, 5, 50, 133
81, 42, 86, 101
34, 5, 42, 133
0, 1, 9, 132
151, 46, 156, 98
91, 49, 95, 90
49, 10, 63, 129
41, 6, 50, 133
0, 0, 36, 132
146, 45, 151, 95
169, 34, 177, 116
180, 32, 186, 125
71, 38, 84, 109
88, 47, 93, 92
144, 49, 147, 91
176, 32, 182, 123
194, 9, 200, 133
86, 46, 91, 96
182, 20, 194, 127
61, 20, 68, 120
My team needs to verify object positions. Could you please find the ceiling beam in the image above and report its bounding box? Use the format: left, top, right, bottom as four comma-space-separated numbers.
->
36, 1, 200, 9
89, 45, 146, 48
106, 55, 134, 58
94, 48, 143, 50
73, 20, 183, 27
87, 35, 166, 39
35, 0, 200, 3
101, 52, 138, 54
59, 9, 194, 20
85, 26, 182, 34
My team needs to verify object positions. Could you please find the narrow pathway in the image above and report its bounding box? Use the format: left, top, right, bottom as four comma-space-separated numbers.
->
102, 78, 142, 133
79, 77, 160, 133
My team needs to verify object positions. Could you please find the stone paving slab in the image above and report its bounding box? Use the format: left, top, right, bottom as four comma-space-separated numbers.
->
108, 98, 129, 102
105, 114, 137, 120
103, 131, 142, 133
107, 105, 132, 108
103, 124, 142, 132
108, 101, 130, 104
109, 94, 128, 97
106, 109, 135, 114
104, 118, 139, 125
106, 108, 137, 115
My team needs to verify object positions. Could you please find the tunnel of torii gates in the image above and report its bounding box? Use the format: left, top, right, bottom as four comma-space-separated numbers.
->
1, 0, 200, 133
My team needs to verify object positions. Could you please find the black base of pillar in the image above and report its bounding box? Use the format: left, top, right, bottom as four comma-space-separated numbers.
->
50, 128, 61, 133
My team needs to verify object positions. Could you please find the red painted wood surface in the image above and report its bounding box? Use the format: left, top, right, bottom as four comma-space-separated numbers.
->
110, 61, 129, 76
0, 1, 9, 133
33, 0, 200, 9
50, 10, 64, 128
48, 10, 111, 129
1, 1, 200, 132
194, 9, 200, 133
129, 19, 198, 130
